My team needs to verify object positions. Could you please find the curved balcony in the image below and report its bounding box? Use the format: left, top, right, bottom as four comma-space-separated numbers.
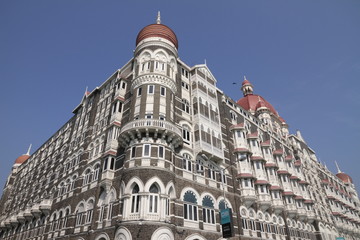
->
257, 194, 272, 211
9, 216, 18, 226
240, 188, 257, 207
39, 199, 52, 215
272, 199, 285, 214
119, 119, 183, 147
297, 208, 307, 221
285, 204, 297, 218
31, 204, 41, 218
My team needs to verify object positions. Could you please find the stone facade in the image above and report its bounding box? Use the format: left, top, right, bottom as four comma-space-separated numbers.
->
0, 15, 359, 240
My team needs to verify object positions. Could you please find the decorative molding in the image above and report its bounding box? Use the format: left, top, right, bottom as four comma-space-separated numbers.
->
131, 74, 177, 94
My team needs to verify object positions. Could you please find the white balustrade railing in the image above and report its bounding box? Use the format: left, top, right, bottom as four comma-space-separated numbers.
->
120, 119, 181, 137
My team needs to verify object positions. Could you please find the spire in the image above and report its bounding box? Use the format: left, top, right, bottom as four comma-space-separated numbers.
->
26, 144, 32, 155
335, 161, 342, 173
156, 11, 161, 24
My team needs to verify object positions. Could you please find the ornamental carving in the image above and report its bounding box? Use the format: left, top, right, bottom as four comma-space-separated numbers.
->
131, 74, 177, 94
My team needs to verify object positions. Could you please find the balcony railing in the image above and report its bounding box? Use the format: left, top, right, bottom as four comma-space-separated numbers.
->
120, 119, 181, 136
119, 119, 182, 147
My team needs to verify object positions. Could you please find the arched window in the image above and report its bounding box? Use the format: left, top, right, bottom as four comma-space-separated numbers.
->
131, 184, 140, 213
182, 153, 192, 172
182, 99, 190, 114
182, 124, 191, 142
183, 190, 198, 221
85, 200, 94, 224
75, 203, 85, 226
69, 175, 77, 191
93, 164, 100, 181
149, 184, 159, 213
202, 196, 215, 224
83, 169, 92, 185
62, 208, 70, 229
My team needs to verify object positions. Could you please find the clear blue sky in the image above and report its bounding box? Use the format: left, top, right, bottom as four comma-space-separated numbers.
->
1, 1, 359, 194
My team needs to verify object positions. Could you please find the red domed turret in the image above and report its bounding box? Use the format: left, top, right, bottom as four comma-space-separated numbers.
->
237, 77, 280, 118
15, 155, 30, 165
336, 172, 353, 184
335, 161, 353, 183
14, 144, 31, 165
136, 12, 178, 49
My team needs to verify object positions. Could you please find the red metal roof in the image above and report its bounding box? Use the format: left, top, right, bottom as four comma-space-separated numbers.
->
290, 176, 300, 180
336, 172, 353, 183
254, 180, 269, 185
136, 24, 178, 49
282, 191, 295, 196
269, 185, 282, 190
277, 170, 291, 175
237, 94, 278, 116
230, 123, 244, 130
273, 149, 283, 155
233, 148, 250, 153
251, 156, 264, 161
15, 154, 30, 164
298, 180, 309, 185
265, 163, 278, 168
237, 173, 255, 178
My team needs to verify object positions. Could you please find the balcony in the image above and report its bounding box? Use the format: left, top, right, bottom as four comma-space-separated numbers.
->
240, 188, 257, 207
307, 211, 316, 223
285, 204, 297, 218
297, 208, 307, 221
9, 216, 18, 226
23, 209, 33, 221
17, 212, 26, 223
119, 119, 182, 147
272, 199, 285, 214
257, 194, 272, 211
39, 199, 52, 215
31, 204, 42, 218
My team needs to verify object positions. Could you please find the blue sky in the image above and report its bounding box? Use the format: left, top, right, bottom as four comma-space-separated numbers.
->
0, 1, 359, 194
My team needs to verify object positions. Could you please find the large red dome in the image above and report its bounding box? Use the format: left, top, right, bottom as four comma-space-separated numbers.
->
15, 154, 30, 164
136, 24, 178, 49
336, 172, 353, 183
237, 94, 278, 116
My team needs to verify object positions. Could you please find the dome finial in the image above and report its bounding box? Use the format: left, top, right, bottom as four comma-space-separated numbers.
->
156, 11, 161, 24
26, 144, 32, 155
335, 161, 342, 173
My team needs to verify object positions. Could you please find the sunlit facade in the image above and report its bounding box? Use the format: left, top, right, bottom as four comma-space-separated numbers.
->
1, 14, 359, 240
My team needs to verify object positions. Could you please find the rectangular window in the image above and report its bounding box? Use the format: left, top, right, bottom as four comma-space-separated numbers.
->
148, 85, 154, 94
244, 179, 249, 187
160, 87, 166, 96
143, 144, 150, 157
236, 130, 241, 138
138, 87, 142, 96
131, 146, 136, 158
122, 82, 126, 89
158, 146, 164, 158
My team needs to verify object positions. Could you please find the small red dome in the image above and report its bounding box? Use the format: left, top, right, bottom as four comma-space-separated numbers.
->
256, 100, 267, 109
136, 24, 178, 49
336, 172, 353, 183
15, 154, 30, 164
